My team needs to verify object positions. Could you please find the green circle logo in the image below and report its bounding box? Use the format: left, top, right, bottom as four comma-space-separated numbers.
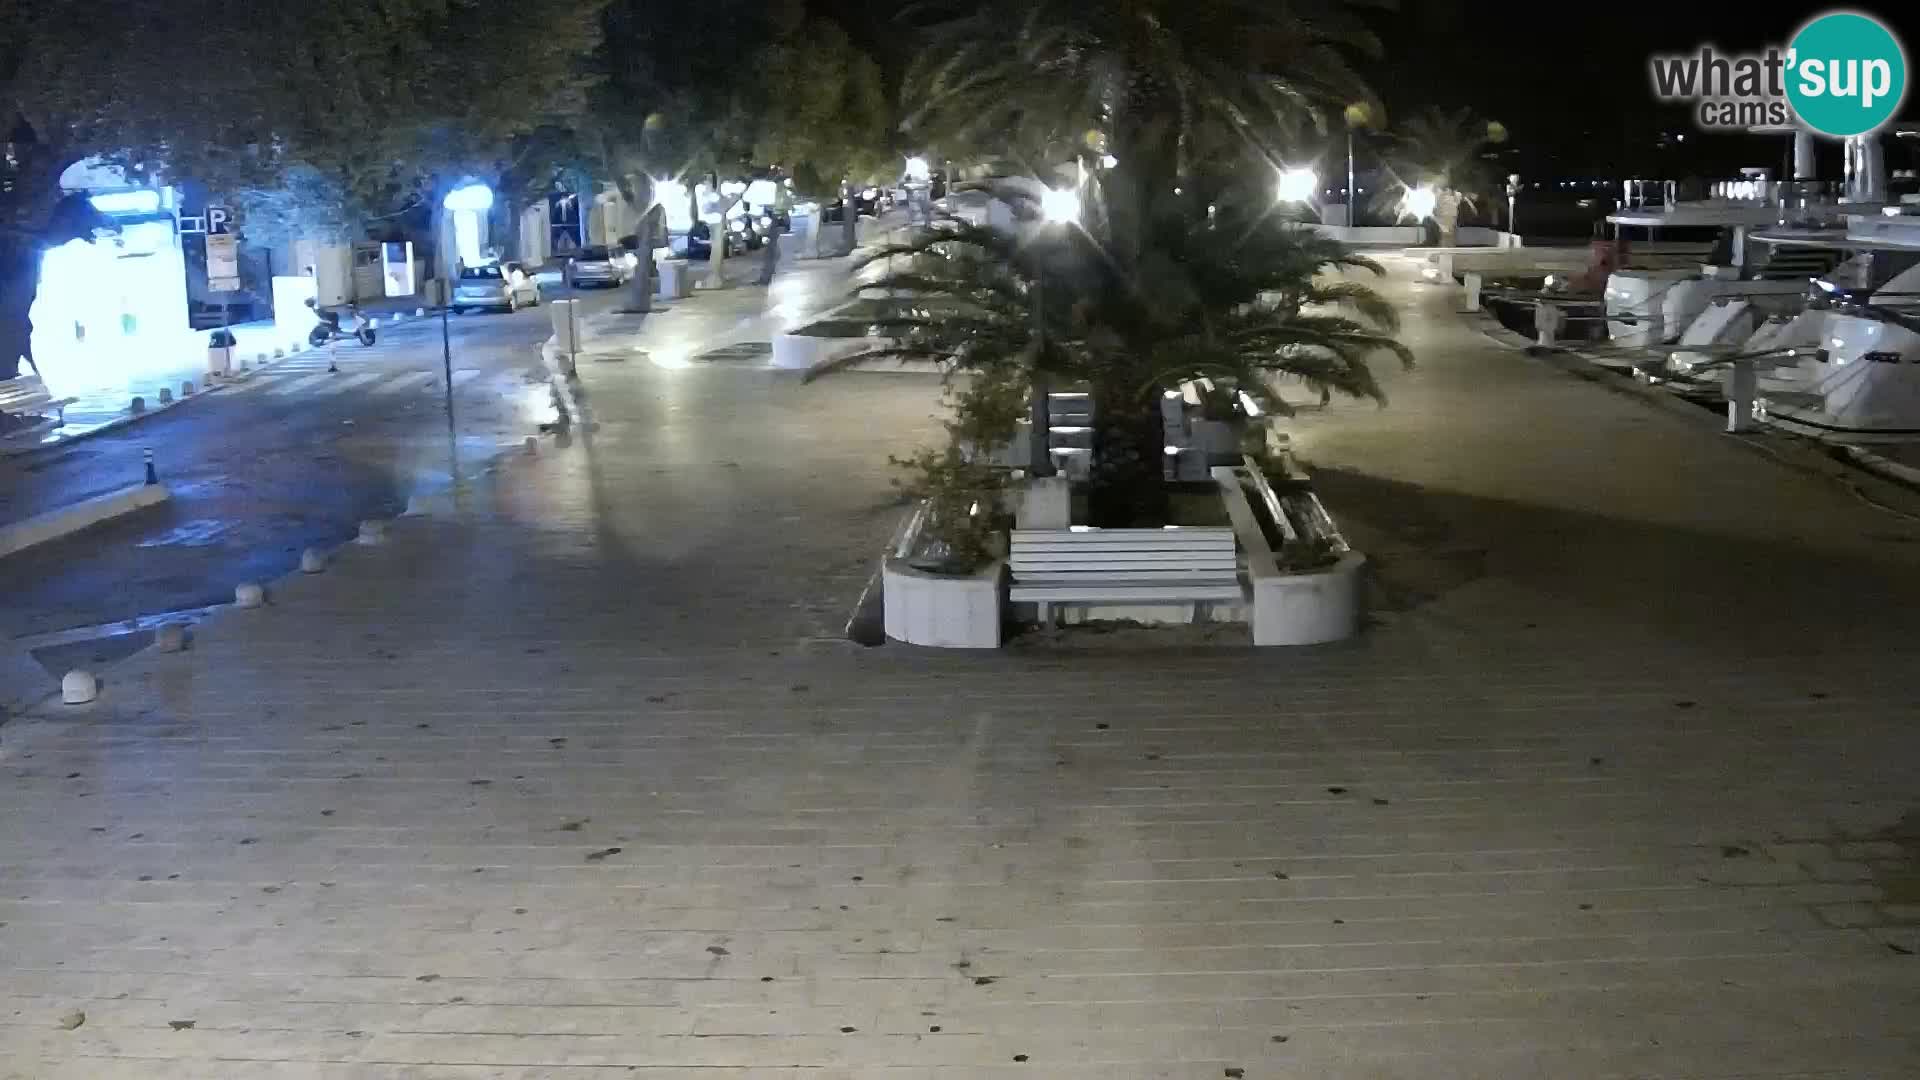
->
1786, 12, 1907, 137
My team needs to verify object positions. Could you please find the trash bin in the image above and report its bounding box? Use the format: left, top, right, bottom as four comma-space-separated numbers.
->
656, 259, 689, 300
206, 329, 237, 376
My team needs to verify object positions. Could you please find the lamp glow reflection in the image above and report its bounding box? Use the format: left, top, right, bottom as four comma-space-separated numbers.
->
1276, 167, 1317, 203
1041, 187, 1081, 224
905, 156, 931, 181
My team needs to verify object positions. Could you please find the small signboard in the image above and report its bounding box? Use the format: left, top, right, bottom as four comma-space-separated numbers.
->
204, 205, 240, 291
548, 192, 584, 256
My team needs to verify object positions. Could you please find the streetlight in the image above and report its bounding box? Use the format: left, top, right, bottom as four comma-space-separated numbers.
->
1041, 187, 1081, 224
1276, 166, 1318, 204
1401, 184, 1438, 222
1506, 173, 1521, 240
904, 155, 931, 182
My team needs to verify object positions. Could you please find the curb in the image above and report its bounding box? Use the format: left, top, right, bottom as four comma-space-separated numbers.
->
0, 482, 172, 560
0, 345, 310, 457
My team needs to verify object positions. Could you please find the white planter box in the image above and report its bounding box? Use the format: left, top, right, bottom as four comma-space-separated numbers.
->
881, 503, 1006, 648
1248, 551, 1366, 645
1213, 465, 1366, 646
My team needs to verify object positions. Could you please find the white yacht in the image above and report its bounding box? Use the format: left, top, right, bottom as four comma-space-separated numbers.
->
1597, 130, 1920, 441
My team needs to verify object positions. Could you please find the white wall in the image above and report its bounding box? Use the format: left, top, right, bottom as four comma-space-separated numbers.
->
287, 238, 353, 307
588, 190, 630, 248
519, 201, 550, 266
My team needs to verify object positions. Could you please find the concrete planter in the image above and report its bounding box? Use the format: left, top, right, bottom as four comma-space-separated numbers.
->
1213, 464, 1366, 646
882, 505, 1004, 648
1246, 550, 1367, 645
1190, 418, 1244, 463
772, 331, 945, 374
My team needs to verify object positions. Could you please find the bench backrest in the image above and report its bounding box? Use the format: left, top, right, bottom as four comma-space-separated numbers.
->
1010, 527, 1238, 579
0, 377, 53, 408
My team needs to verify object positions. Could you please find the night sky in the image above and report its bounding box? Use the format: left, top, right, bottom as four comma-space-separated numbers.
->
823, 0, 1920, 182
1372, 1, 1920, 178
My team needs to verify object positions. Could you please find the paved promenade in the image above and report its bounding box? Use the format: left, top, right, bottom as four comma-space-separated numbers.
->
1, 257, 1916, 1077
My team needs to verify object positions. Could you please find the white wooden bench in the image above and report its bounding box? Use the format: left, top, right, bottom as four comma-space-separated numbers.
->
1008, 526, 1243, 624
0, 376, 75, 428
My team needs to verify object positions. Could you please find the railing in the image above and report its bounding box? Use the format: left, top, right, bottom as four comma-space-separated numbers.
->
1775, 180, 1846, 228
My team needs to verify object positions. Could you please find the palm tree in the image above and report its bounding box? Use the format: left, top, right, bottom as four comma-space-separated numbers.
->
807, 185, 1410, 526
1382, 106, 1507, 247
900, 0, 1386, 184
842, 0, 1407, 526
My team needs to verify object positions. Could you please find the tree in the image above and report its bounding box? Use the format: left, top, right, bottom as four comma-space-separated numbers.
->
1382, 105, 1506, 247
844, 0, 1404, 524
0, 0, 604, 380
745, 17, 892, 255
810, 187, 1410, 526
900, 0, 1383, 182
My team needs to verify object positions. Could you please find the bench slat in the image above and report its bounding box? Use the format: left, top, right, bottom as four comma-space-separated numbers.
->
1012, 564, 1238, 578
1011, 583, 1245, 602
1013, 535, 1234, 549
1013, 527, 1234, 540
1011, 550, 1238, 564
1014, 569, 1240, 582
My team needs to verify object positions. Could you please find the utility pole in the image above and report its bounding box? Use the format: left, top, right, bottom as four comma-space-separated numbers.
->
440, 277, 454, 432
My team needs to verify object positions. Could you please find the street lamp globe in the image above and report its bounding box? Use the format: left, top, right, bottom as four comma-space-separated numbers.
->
442, 183, 494, 212
905, 156, 931, 182
1402, 184, 1438, 221
1040, 187, 1081, 224
1276, 166, 1317, 204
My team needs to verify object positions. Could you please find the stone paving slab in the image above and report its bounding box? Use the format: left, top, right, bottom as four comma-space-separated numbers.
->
2, 260, 1918, 1076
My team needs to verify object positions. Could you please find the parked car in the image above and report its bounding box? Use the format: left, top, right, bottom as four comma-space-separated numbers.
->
451, 261, 540, 313
684, 218, 755, 261
566, 245, 634, 288
822, 186, 891, 223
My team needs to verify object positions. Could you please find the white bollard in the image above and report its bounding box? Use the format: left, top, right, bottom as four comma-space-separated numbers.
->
523, 435, 538, 454
155, 624, 187, 653
1533, 300, 1564, 348
234, 582, 265, 608
157, 387, 173, 405
415, 307, 426, 317
182, 380, 196, 397
356, 520, 387, 546
61, 670, 97, 704
129, 396, 146, 414
300, 548, 327, 573
1725, 357, 1758, 433
1464, 272, 1482, 312
548, 299, 584, 358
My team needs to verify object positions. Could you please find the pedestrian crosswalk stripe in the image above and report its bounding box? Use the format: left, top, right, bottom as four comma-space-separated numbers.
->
372, 371, 435, 396
319, 372, 386, 395
269, 373, 337, 396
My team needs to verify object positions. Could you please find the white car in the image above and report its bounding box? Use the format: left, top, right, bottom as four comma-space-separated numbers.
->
452, 261, 540, 313
566, 246, 634, 288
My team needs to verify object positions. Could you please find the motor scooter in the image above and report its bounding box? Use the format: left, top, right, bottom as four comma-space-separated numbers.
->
306, 300, 376, 347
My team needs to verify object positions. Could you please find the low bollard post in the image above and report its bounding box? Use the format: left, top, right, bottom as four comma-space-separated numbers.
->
1725, 357, 1758, 433
1533, 300, 1563, 348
